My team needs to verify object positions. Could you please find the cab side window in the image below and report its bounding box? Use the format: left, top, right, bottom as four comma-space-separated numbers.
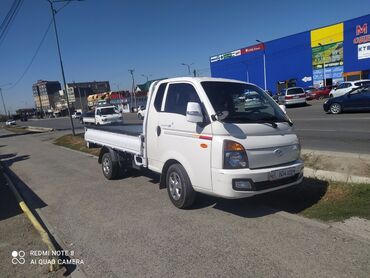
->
154, 83, 167, 112
164, 83, 200, 116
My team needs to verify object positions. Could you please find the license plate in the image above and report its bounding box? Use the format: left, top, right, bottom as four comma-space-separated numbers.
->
269, 167, 296, 181
293, 95, 299, 99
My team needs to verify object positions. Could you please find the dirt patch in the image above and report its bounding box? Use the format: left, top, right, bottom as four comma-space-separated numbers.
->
302, 152, 370, 177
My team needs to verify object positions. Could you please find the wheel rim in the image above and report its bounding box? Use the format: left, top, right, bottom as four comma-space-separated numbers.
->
331, 104, 340, 114
169, 172, 182, 201
103, 157, 110, 174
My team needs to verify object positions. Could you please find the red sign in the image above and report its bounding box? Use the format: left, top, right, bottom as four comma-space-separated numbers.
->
353, 23, 369, 44
241, 43, 265, 55
356, 24, 368, 36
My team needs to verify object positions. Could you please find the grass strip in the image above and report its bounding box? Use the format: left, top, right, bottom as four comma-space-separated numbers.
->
54, 133, 100, 156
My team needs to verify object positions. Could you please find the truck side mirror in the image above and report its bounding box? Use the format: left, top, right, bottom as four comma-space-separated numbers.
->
186, 102, 203, 123
279, 104, 286, 114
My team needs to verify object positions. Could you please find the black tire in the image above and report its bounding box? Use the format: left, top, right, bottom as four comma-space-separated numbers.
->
166, 164, 196, 209
330, 103, 342, 114
101, 152, 119, 180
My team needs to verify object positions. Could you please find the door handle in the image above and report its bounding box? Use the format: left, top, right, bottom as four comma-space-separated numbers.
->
156, 126, 161, 136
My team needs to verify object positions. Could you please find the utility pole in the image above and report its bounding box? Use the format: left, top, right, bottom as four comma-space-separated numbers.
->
0, 88, 7, 118
128, 69, 136, 112
48, 0, 76, 135
0, 83, 12, 119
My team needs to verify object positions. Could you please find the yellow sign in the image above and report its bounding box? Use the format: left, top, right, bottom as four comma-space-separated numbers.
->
311, 23, 343, 47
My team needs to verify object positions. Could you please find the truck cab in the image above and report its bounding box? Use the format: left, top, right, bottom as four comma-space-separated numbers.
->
85, 77, 303, 209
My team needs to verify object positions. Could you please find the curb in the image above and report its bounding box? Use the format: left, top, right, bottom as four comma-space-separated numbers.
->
26, 126, 54, 132
302, 148, 370, 161
304, 166, 370, 184
1, 166, 60, 272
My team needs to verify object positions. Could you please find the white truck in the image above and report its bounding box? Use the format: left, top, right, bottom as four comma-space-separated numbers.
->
85, 77, 304, 209
82, 105, 122, 125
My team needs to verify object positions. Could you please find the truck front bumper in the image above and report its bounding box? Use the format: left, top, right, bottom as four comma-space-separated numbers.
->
211, 160, 304, 199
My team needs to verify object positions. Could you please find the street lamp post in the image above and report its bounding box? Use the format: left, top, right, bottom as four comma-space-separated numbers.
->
181, 63, 194, 76
128, 69, 136, 111
318, 43, 326, 87
256, 40, 267, 90
141, 74, 152, 83
47, 0, 76, 135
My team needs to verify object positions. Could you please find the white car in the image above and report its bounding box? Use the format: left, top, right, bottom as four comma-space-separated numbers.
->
279, 87, 307, 106
5, 119, 16, 126
72, 111, 82, 119
329, 80, 370, 98
137, 107, 146, 120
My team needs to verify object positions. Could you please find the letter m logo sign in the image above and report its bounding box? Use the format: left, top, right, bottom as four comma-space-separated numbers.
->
356, 24, 368, 36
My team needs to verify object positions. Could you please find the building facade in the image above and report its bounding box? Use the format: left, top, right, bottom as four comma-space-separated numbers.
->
32, 80, 61, 111
210, 14, 370, 93
66, 81, 111, 110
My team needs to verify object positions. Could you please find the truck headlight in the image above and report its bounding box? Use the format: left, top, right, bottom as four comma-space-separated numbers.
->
223, 140, 248, 169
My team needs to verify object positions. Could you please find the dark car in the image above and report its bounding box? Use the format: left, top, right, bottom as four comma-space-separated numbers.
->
323, 86, 370, 114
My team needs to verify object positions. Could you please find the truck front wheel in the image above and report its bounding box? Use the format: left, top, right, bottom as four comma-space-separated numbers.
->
166, 164, 196, 209
102, 152, 119, 180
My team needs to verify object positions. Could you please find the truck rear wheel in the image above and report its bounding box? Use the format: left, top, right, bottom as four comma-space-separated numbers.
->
102, 152, 119, 180
166, 164, 196, 209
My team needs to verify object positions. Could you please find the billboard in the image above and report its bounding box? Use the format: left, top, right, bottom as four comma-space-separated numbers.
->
311, 23, 344, 86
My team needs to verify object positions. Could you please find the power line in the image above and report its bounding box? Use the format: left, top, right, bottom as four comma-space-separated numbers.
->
9, 19, 53, 89
0, 0, 23, 47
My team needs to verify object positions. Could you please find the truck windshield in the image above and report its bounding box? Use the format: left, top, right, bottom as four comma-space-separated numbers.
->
201, 81, 289, 124
100, 107, 117, 115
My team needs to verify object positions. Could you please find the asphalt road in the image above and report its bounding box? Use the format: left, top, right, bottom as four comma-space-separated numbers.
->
0, 129, 369, 277
287, 100, 370, 154
15, 102, 370, 154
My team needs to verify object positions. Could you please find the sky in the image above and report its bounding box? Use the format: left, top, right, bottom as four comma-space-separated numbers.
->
0, 0, 369, 113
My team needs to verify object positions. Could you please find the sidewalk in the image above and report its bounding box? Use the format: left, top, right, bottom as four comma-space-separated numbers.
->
302, 149, 370, 183
0, 171, 64, 278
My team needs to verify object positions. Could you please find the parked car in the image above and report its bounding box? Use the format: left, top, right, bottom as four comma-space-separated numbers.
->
323, 85, 370, 114
5, 119, 16, 126
304, 87, 317, 100
85, 77, 303, 209
137, 106, 146, 120
82, 106, 123, 125
279, 87, 307, 106
311, 86, 333, 100
72, 111, 82, 119
329, 80, 370, 98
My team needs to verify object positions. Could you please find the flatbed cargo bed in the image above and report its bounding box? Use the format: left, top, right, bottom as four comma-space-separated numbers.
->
85, 124, 143, 155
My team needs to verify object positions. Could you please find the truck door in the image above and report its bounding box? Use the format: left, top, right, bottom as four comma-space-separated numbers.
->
146, 83, 168, 172
156, 82, 213, 191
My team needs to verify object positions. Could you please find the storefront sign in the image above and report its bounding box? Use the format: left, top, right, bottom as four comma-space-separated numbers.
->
353, 23, 370, 44
358, 42, 370, 59
210, 44, 264, 63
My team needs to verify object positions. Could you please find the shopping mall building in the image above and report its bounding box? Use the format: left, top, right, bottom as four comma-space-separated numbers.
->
210, 14, 370, 93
